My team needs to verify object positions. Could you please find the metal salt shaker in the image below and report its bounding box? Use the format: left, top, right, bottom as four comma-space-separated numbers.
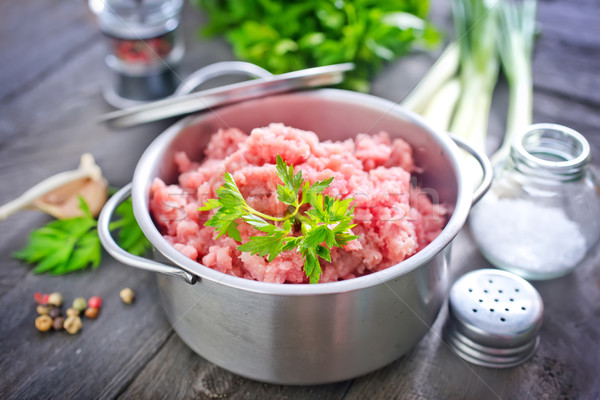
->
444, 269, 544, 368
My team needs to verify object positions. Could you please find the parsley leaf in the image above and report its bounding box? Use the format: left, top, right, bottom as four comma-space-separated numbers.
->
13, 197, 101, 275
14, 195, 152, 275
200, 155, 358, 283
199, 172, 247, 241
110, 196, 153, 257
194, 0, 440, 91
275, 155, 303, 206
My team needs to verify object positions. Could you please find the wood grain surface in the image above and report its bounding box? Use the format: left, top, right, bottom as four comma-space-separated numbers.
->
1, 1, 598, 399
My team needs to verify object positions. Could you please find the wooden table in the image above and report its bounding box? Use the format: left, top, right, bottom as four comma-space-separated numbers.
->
1, 1, 598, 399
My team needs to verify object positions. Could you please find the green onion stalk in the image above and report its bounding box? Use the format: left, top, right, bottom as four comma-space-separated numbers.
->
493, 0, 537, 166
401, 0, 537, 189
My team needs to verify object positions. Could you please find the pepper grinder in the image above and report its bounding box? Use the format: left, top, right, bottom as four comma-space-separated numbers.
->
89, 0, 185, 108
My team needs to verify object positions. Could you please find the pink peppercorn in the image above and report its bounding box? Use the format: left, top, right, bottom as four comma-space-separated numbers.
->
88, 296, 102, 309
35, 293, 50, 305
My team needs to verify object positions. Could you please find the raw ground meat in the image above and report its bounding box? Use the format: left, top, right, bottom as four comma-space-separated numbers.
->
150, 123, 448, 283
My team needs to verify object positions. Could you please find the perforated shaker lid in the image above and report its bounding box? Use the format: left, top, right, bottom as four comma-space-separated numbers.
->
443, 269, 544, 368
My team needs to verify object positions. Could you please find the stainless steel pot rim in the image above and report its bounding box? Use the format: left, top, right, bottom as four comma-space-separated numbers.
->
132, 89, 474, 295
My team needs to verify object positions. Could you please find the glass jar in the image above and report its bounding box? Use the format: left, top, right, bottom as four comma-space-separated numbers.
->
89, 0, 185, 107
469, 123, 600, 280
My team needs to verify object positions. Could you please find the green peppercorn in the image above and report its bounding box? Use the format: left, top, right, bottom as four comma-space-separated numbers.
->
72, 297, 87, 312
53, 316, 65, 331
35, 315, 53, 332
47, 292, 63, 307
36, 305, 50, 315
64, 315, 82, 334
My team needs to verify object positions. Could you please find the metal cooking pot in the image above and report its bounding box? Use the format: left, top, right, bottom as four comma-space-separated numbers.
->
98, 89, 491, 385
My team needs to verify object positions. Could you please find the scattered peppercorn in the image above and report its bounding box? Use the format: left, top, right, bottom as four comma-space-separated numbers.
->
88, 296, 102, 309
53, 316, 65, 331
64, 315, 82, 334
72, 297, 87, 312
47, 292, 63, 307
48, 307, 62, 319
35, 292, 52, 305
119, 288, 135, 304
35, 315, 53, 332
36, 305, 50, 315
34, 292, 44, 304
33, 292, 105, 334
84, 307, 99, 319
66, 307, 79, 317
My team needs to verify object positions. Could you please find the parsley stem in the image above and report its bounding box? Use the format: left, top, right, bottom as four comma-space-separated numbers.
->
244, 203, 300, 222
109, 219, 126, 230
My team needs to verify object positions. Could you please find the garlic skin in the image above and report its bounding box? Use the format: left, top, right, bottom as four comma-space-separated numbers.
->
0, 153, 108, 220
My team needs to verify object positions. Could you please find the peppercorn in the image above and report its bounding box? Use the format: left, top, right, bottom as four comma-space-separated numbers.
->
53, 316, 65, 331
34, 292, 51, 304
66, 307, 79, 317
119, 288, 135, 304
48, 307, 62, 319
36, 305, 50, 315
84, 307, 99, 319
35, 315, 53, 332
72, 297, 87, 312
88, 296, 102, 309
34, 292, 44, 304
64, 315, 82, 334
47, 292, 63, 307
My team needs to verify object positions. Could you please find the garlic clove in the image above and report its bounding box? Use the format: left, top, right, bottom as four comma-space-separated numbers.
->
0, 153, 108, 220
33, 176, 108, 219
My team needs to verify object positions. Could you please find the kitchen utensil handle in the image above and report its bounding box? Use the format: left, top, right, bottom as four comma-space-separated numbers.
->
450, 135, 493, 206
98, 184, 197, 285
174, 61, 273, 96
98, 63, 354, 128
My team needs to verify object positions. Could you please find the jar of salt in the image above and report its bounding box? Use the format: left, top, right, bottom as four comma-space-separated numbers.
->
469, 123, 600, 280
89, 0, 184, 108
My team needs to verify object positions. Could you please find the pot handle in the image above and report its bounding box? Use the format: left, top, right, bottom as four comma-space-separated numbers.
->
174, 61, 273, 96
450, 135, 493, 206
98, 184, 198, 285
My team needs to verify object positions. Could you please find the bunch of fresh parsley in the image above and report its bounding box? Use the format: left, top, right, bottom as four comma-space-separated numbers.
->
200, 155, 358, 283
13, 196, 151, 275
194, 0, 440, 91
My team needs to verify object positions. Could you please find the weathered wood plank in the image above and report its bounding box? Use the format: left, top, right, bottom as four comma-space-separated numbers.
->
0, 259, 174, 399
117, 332, 352, 400
533, 0, 600, 106
0, 0, 101, 103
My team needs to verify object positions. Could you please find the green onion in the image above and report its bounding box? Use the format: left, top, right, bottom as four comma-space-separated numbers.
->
420, 77, 462, 132
401, 0, 537, 189
492, 0, 537, 165
449, 0, 500, 154
401, 44, 460, 114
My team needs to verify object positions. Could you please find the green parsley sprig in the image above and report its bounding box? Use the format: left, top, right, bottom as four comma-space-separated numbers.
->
200, 155, 358, 283
13, 196, 151, 275
194, 0, 440, 91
